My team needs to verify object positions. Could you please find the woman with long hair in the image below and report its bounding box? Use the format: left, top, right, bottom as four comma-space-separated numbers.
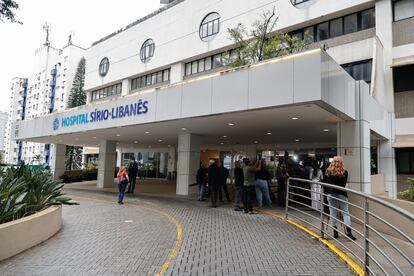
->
324, 156, 356, 240
117, 167, 129, 205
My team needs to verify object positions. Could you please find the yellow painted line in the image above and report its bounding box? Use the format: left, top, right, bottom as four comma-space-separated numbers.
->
70, 195, 182, 276
262, 210, 364, 276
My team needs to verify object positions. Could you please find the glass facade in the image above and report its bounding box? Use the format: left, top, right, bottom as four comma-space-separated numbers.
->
342, 60, 373, 84
393, 0, 414, 21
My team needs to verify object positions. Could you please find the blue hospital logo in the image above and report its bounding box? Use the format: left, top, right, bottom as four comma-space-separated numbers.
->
53, 118, 59, 131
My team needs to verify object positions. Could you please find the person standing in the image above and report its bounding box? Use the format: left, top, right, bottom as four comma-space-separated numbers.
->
276, 158, 289, 207
127, 157, 138, 194
310, 160, 323, 210
208, 160, 220, 208
324, 156, 356, 240
218, 163, 231, 202
255, 160, 272, 208
242, 158, 262, 214
117, 167, 129, 205
197, 163, 207, 201
234, 161, 244, 211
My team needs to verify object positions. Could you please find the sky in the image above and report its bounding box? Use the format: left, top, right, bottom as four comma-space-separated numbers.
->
0, 0, 162, 112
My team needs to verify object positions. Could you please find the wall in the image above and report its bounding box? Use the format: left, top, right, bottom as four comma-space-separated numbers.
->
200, 150, 219, 167
0, 206, 62, 261
85, 0, 373, 91
393, 17, 414, 47
394, 91, 414, 118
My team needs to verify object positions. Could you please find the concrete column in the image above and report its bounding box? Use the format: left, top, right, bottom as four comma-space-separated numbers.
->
337, 120, 371, 193
121, 79, 129, 96
170, 62, 184, 84
378, 113, 398, 198
177, 134, 200, 196
97, 140, 117, 188
51, 144, 65, 180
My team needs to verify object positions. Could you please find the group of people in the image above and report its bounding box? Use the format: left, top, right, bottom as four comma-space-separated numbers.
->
275, 154, 356, 241
197, 154, 356, 240
116, 157, 138, 204
197, 158, 273, 213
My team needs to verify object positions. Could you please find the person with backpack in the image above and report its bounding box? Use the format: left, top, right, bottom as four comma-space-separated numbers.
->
127, 157, 138, 194
117, 167, 129, 205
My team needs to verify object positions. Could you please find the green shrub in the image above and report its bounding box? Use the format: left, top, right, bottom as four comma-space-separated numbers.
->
0, 163, 78, 224
59, 170, 84, 183
398, 177, 414, 202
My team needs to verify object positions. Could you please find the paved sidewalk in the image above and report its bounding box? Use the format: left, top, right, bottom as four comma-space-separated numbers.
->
0, 189, 353, 275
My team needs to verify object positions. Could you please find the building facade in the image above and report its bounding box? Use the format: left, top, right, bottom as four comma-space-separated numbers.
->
13, 0, 414, 198
0, 111, 8, 163
4, 37, 85, 165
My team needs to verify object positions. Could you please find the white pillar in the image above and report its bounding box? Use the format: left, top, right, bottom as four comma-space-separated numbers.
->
97, 140, 117, 188
51, 144, 65, 180
177, 134, 200, 196
167, 147, 177, 176
378, 113, 398, 198
337, 121, 371, 193
170, 62, 184, 84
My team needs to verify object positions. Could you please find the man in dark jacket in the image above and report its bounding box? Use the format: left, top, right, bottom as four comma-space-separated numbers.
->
196, 162, 207, 201
127, 157, 138, 193
218, 163, 231, 202
234, 161, 244, 211
208, 160, 220, 208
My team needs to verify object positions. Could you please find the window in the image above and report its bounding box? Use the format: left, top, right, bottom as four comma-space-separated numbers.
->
316, 22, 329, 41
140, 39, 155, 63
344, 13, 358, 34
330, 18, 343, 38
393, 64, 414, 92
291, 0, 311, 5
393, 0, 414, 21
184, 51, 230, 76
396, 148, 414, 174
341, 60, 372, 84
130, 68, 171, 91
99, 57, 109, 77
199, 12, 221, 41
304, 26, 315, 42
361, 8, 375, 29
91, 83, 122, 101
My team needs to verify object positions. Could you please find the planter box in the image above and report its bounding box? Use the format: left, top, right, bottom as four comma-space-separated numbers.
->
0, 206, 62, 261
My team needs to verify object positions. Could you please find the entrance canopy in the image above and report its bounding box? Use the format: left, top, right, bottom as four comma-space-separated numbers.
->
14, 49, 359, 148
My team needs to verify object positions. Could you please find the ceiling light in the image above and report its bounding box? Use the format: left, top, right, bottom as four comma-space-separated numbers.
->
267, 132, 272, 135
134, 141, 138, 144
93, 137, 97, 139
158, 139, 163, 142
323, 129, 329, 132
228, 123, 235, 126
220, 142, 224, 145
145, 131, 150, 134
222, 135, 228, 138
116, 134, 121, 137
295, 139, 300, 142
181, 127, 187, 131
254, 141, 258, 144
292, 117, 299, 120
168, 145, 171, 148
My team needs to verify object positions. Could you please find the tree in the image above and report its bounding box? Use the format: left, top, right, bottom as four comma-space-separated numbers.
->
31, 154, 43, 165
226, 7, 310, 67
67, 57, 86, 108
65, 57, 86, 171
0, 0, 21, 24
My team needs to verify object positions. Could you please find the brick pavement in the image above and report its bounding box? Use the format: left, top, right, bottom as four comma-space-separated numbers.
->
0, 189, 353, 275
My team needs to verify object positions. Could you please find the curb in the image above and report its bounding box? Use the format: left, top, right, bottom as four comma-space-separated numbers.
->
261, 210, 364, 276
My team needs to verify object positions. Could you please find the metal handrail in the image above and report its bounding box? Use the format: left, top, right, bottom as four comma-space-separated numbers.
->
284, 177, 414, 276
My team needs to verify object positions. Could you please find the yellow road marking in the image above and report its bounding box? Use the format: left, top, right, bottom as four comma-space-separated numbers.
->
70, 195, 182, 276
261, 210, 364, 276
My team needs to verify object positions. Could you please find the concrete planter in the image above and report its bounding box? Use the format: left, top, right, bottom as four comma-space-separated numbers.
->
0, 206, 62, 261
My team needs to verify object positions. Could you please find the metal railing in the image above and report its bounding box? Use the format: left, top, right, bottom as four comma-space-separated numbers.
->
284, 177, 414, 276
